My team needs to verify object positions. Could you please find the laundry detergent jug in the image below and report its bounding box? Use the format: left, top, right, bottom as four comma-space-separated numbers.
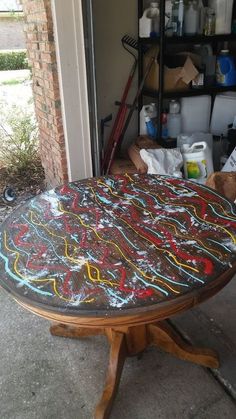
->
216, 50, 236, 87
182, 141, 214, 184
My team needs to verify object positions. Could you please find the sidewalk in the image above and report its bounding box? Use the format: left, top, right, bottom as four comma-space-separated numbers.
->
0, 69, 30, 84
0, 276, 235, 418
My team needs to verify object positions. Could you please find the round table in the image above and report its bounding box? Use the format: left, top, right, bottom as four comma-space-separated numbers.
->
1, 174, 236, 418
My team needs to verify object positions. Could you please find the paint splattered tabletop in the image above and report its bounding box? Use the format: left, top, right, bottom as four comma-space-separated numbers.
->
0, 174, 236, 316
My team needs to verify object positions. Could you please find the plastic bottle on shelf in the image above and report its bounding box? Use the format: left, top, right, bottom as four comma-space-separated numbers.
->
198, 0, 205, 34
171, 0, 180, 36
209, 0, 233, 35
167, 100, 182, 138
139, 103, 157, 135
204, 8, 216, 36
177, 0, 184, 36
161, 111, 168, 139
145, 116, 157, 138
139, 2, 160, 38
184, 1, 199, 36
216, 50, 236, 87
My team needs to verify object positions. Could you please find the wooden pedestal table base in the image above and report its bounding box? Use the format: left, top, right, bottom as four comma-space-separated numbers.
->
50, 321, 219, 419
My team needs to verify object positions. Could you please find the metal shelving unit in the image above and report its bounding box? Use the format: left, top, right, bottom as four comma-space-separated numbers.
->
143, 85, 236, 99
140, 33, 236, 45
138, 0, 236, 144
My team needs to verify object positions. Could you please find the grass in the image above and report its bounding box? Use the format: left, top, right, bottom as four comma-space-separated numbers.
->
1, 78, 25, 86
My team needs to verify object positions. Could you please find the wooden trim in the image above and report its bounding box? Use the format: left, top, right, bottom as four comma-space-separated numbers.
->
51, 0, 93, 181
15, 265, 234, 329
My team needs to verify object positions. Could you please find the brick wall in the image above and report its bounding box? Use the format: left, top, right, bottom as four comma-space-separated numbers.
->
21, 0, 68, 187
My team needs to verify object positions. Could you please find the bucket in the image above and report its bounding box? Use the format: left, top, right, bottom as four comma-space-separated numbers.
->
182, 141, 214, 184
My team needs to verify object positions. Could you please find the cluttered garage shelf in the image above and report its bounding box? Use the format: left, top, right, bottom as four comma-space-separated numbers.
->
100, 0, 236, 187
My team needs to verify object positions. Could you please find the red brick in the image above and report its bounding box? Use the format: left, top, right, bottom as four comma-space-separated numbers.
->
21, 0, 68, 187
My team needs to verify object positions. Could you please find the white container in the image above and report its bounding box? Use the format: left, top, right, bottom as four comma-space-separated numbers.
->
180, 95, 211, 133
184, 1, 199, 35
222, 147, 236, 172
169, 99, 180, 114
210, 92, 236, 136
167, 113, 182, 138
209, 0, 233, 34
139, 2, 160, 38
177, 132, 213, 153
182, 141, 214, 184
139, 103, 157, 135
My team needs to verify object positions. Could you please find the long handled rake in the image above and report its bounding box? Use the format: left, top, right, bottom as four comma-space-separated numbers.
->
101, 35, 138, 174
105, 53, 156, 175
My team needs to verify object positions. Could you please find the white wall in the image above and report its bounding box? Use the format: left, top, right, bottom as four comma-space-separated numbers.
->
92, 0, 138, 151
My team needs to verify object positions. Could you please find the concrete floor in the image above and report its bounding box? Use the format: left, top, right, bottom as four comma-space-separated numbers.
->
0, 278, 236, 419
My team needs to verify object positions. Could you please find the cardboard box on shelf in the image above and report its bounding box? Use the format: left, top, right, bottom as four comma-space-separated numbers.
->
144, 47, 199, 92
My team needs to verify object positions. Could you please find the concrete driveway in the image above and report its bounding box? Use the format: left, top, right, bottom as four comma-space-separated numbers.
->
0, 278, 235, 419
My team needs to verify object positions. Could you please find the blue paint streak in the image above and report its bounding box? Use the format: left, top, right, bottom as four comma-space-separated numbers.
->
107, 270, 116, 279
124, 193, 146, 207
134, 273, 169, 296
116, 226, 139, 250
96, 194, 112, 205
106, 288, 128, 304
131, 185, 161, 206
208, 239, 232, 253
0, 235, 52, 296
166, 256, 204, 284
144, 225, 163, 239
193, 244, 221, 263
86, 251, 98, 263
21, 215, 71, 268
199, 183, 236, 215
209, 204, 236, 223
149, 266, 189, 288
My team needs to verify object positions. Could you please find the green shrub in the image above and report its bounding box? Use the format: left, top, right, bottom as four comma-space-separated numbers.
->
0, 50, 28, 71
0, 104, 39, 175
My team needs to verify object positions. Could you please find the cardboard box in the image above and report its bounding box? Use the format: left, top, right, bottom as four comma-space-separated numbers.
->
144, 47, 199, 92
206, 171, 236, 202
110, 158, 137, 175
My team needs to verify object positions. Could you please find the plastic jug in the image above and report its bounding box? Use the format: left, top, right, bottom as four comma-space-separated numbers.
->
184, 1, 199, 36
177, 132, 213, 153
167, 100, 182, 138
139, 103, 157, 135
139, 2, 160, 38
182, 141, 214, 184
216, 50, 236, 87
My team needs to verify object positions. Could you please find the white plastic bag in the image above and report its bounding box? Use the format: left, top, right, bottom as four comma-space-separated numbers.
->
140, 148, 183, 177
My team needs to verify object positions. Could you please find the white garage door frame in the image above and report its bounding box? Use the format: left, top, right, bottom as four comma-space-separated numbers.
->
51, 0, 99, 181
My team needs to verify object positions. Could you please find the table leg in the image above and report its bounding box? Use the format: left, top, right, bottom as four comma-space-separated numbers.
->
147, 320, 219, 369
95, 330, 127, 419
50, 323, 104, 339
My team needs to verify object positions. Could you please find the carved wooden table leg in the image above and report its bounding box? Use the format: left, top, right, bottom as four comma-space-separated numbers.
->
50, 323, 104, 339
95, 330, 127, 419
147, 320, 219, 369
50, 321, 219, 419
